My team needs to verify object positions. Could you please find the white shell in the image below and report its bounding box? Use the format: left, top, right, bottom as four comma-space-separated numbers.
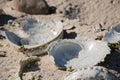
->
64, 66, 119, 80
103, 24, 120, 43
3, 18, 63, 55
48, 38, 110, 69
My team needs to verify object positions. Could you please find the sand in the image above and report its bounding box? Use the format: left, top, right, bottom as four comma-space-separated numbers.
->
0, 0, 120, 80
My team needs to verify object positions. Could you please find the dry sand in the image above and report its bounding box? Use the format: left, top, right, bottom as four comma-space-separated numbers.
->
0, 0, 120, 80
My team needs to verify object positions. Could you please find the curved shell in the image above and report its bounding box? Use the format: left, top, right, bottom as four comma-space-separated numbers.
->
103, 24, 120, 43
3, 18, 63, 56
48, 38, 110, 69
64, 66, 119, 80
13, 0, 49, 14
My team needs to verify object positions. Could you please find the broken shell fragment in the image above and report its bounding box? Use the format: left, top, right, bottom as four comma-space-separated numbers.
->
103, 24, 120, 43
48, 38, 110, 70
19, 56, 40, 79
13, 0, 50, 14
64, 66, 119, 80
2, 18, 63, 56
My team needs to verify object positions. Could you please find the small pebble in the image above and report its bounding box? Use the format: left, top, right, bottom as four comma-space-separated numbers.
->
8, 20, 13, 25
61, 20, 64, 23
0, 51, 6, 57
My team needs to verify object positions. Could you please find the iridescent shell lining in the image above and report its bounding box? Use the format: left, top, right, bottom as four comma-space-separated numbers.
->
48, 38, 110, 70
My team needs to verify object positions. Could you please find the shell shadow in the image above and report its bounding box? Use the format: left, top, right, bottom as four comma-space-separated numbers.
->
43, 0, 56, 14
48, 6, 56, 14
0, 14, 16, 26
63, 30, 77, 39
5, 30, 22, 46
98, 49, 120, 73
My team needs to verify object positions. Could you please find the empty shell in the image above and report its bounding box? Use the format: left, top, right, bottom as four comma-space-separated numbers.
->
2, 18, 63, 56
48, 38, 110, 70
103, 24, 120, 43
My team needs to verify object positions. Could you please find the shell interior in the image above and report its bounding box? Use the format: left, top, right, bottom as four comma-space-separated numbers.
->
103, 24, 120, 43
48, 39, 110, 70
4, 18, 63, 49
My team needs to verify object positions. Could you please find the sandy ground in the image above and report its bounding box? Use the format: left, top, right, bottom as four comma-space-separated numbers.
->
0, 0, 120, 80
